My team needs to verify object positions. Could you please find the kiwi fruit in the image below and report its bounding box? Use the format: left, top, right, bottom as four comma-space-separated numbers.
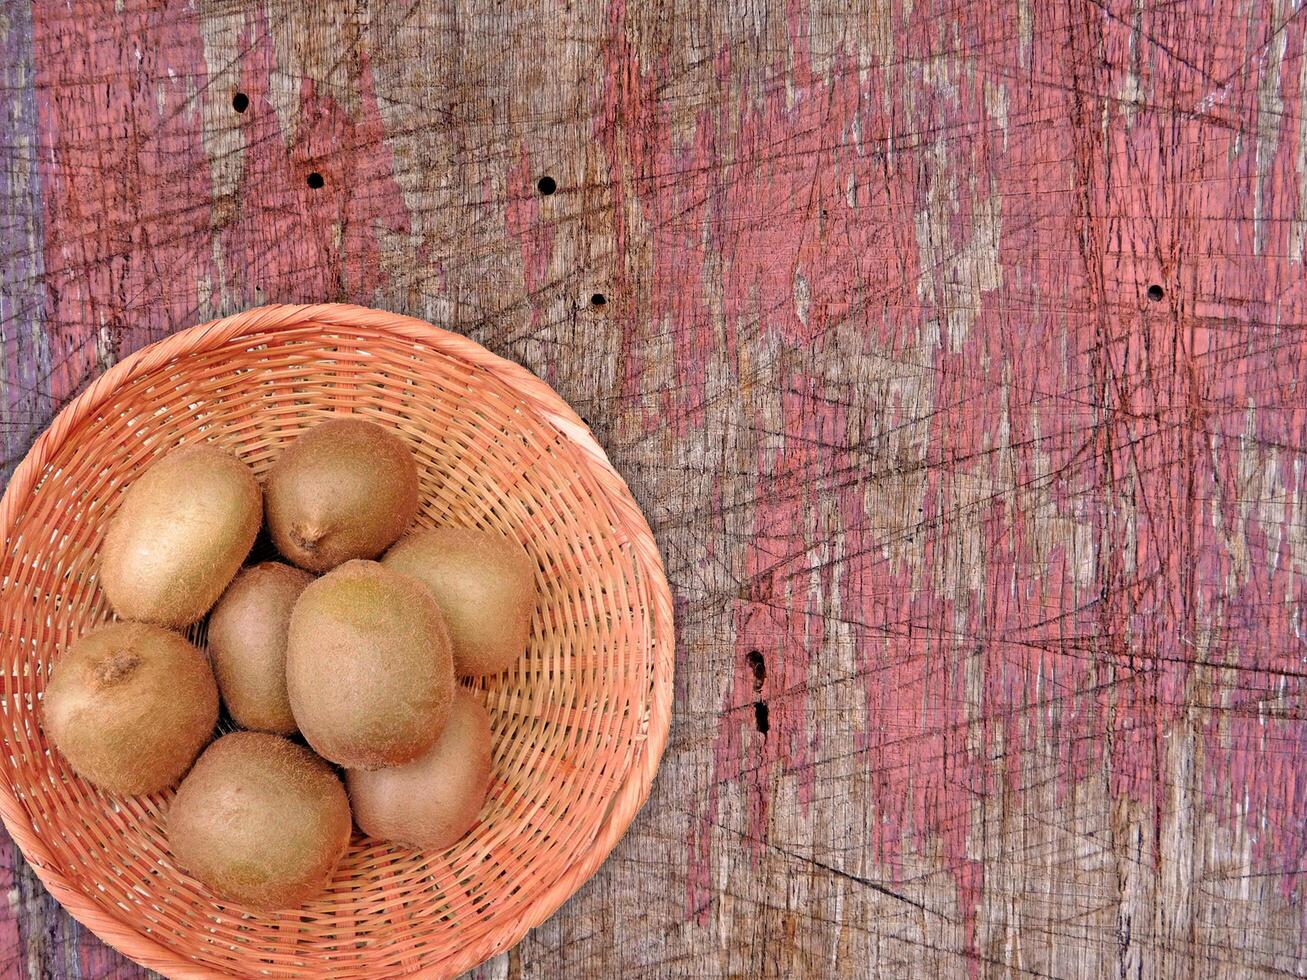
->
286, 560, 454, 769
265, 419, 419, 573
382, 527, 536, 676
207, 562, 313, 734
99, 444, 261, 627
168, 732, 351, 910
347, 687, 492, 849
42, 622, 218, 795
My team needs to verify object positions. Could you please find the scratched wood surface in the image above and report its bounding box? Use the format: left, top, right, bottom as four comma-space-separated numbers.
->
2, 1, 1306, 977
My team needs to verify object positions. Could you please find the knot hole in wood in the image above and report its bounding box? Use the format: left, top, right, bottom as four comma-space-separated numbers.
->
746, 651, 769, 735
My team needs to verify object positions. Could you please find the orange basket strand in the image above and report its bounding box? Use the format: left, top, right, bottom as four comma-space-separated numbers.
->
0, 304, 675, 979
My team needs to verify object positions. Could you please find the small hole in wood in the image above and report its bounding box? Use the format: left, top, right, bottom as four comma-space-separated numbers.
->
753, 701, 770, 735
590, 293, 606, 307
536, 176, 556, 195
231, 92, 249, 113
306, 172, 324, 189
1147, 284, 1164, 302
745, 650, 766, 691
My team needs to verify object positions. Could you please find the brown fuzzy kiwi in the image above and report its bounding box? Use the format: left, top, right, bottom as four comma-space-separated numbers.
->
42, 622, 218, 795
99, 444, 262, 628
347, 687, 492, 849
207, 562, 314, 735
265, 419, 419, 573
286, 560, 454, 769
168, 732, 351, 910
382, 527, 536, 676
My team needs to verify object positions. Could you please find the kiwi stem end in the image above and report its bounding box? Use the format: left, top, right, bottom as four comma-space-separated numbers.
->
91, 651, 141, 688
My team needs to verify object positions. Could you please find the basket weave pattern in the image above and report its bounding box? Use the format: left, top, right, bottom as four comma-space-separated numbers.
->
0, 304, 674, 979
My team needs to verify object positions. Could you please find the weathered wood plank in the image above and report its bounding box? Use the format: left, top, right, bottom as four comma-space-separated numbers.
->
3, 0, 1306, 977
0, 0, 50, 477
0, 3, 90, 978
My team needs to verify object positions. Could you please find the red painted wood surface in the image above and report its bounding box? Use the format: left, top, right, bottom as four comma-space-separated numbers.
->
3, 1, 1306, 976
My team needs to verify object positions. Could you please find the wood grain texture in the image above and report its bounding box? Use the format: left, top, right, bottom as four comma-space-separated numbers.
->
3, 0, 1307, 976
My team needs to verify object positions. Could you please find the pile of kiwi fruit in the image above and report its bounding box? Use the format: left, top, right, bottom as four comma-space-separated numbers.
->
42, 419, 536, 910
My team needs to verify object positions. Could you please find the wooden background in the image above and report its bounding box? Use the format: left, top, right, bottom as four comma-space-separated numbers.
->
3, 0, 1306, 976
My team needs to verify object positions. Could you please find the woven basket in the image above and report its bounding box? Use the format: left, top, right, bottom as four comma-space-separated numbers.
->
0, 304, 674, 978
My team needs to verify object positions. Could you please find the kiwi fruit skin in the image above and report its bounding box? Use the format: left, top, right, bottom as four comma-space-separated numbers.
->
382, 527, 535, 676
265, 419, 419, 573
286, 560, 454, 769
99, 444, 262, 628
168, 732, 351, 910
347, 687, 492, 849
42, 622, 218, 795
207, 562, 313, 735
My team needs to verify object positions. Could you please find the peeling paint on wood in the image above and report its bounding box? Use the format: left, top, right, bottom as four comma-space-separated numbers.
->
3, 1, 1307, 977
